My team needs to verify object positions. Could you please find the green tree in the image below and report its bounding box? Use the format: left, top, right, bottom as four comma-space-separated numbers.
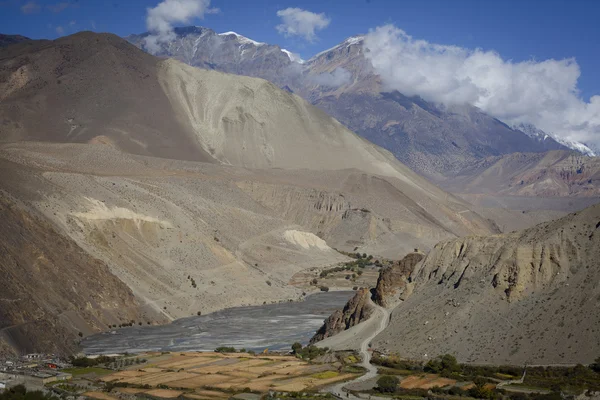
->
291, 342, 303, 354
376, 375, 399, 393
591, 357, 600, 373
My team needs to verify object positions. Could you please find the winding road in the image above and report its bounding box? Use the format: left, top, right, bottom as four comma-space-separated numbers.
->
327, 298, 390, 399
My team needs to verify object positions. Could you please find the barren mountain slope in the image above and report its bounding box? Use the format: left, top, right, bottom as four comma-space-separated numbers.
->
0, 183, 158, 357
373, 203, 600, 364
0, 34, 30, 47
0, 32, 497, 246
441, 150, 600, 197
0, 32, 501, 354
0, 32, 213, 162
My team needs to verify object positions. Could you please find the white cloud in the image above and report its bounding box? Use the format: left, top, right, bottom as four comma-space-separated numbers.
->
276, 8, 330, 42
363, 24, 600, 149
144, 0, 219, 53
309, 67, 352, 88
21, 1, 40, 14
47, 2, 70, 13
55, 26, 65, 35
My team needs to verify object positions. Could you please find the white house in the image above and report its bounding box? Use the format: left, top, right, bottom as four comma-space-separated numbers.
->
0, 382, 6, 390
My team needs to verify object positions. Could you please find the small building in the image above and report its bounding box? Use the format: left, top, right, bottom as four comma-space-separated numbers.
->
32, 372, 72, 385
0, 382, 6, 390
23, 354, 44, 360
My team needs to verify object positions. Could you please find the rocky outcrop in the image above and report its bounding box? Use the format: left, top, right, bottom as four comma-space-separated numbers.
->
310, 288, 374, 344
373, 203, 600, 364
373, 252, 424, 307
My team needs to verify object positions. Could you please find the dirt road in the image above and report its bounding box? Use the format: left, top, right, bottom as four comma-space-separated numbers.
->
326, 298, 390, 399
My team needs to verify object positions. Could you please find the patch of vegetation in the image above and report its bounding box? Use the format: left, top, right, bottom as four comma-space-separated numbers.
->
522, 364, 600, 393
69, 355, 115, 367
425, 354, 461, 378
291, 343, 328, 360
342, 365, 367, 374
372, 352, 600, 397
371, 353, 423, 372
311, 371, 339, 379
376, 375, 399, 393
214, 346, 237, 353
0, 385, 58, 400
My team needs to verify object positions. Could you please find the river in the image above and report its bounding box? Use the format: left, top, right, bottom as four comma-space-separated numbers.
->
81, 291, 353, 355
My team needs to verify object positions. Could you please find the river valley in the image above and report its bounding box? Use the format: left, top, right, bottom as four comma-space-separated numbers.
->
82, 291, 354, 355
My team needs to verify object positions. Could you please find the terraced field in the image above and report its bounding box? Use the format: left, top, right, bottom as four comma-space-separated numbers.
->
101, 352, 358, 398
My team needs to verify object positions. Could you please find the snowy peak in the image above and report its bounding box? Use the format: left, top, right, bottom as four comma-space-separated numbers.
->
310, 35, 365, 61
514, 123, 596, 156
218, 31, 264, 47
281, 49, 304, 63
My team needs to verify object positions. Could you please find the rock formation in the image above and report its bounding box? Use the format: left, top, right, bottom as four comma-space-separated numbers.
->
373, 203, 600, 364
310, 288, 374, 344
373, 252, 424, 307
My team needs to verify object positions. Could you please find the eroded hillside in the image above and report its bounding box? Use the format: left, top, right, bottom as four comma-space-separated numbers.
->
0, 32, 501, 354
0, 187, 157, 356
373, 203, 600, 364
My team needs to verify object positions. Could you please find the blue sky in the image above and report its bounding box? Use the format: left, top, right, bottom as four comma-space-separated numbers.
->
1, 0, 598, 99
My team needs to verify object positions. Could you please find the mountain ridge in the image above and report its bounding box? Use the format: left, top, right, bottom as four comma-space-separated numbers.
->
0, 31, 499, 355
125, 26, 573, 180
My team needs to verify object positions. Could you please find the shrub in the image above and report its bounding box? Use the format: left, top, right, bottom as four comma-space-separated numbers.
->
376, 375, 399, 393
291, 342, 303, 354
215, 346, 236, 353
320, 286, 329, 292
591, 357, 600, 373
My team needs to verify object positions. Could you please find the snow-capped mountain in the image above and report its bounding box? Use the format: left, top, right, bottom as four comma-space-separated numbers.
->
126, 27, 300, 84
514, 123, 596, 156
126, 26, 576, 179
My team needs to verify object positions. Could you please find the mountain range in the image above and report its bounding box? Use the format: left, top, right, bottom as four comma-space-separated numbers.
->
0, 32, 498, 355
1, 28, 599, 366
126, 26, 583, 181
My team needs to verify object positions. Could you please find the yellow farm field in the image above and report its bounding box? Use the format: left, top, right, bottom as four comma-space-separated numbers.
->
400, 374, 457, 389
102, 352, 358, 398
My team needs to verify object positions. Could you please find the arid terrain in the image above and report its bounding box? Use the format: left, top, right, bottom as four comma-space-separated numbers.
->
372, 204, 600, 364
0, 32, 502, 356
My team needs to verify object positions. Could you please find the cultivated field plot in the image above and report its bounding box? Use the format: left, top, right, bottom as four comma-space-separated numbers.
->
399, 374, 457, 389
102, 352, 357, 397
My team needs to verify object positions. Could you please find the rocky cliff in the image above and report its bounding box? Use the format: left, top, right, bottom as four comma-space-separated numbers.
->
310, 288, 374, 344
373, 203, 600, 364
373, 252, 424, 307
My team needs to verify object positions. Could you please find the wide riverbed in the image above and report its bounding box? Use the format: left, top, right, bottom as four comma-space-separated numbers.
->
82, 291, 353, 354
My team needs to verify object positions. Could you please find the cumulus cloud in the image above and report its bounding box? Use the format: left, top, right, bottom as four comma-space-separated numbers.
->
144, 0, 219, 53
276, 8, 330, 42
363, 24, 600, 148
21, 1, 40, 14
309, 67, 352, 88
55, 25, 65, 35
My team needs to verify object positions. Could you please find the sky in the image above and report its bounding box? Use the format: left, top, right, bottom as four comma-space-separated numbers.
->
1, 0, 599, 147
